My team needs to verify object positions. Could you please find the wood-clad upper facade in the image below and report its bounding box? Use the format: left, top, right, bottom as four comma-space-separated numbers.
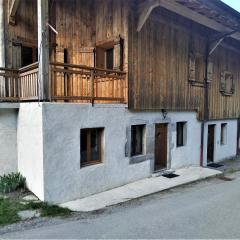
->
2, 0, 240, 121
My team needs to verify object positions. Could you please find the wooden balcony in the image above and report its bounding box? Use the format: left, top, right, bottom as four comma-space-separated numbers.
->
0, 62, 127, 104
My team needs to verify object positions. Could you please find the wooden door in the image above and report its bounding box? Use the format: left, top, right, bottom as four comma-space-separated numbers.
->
207, 125, 215, 163
155, 124, 168, 171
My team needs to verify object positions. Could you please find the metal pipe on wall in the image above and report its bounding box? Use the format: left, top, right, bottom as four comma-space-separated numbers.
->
0, 0, 5, 96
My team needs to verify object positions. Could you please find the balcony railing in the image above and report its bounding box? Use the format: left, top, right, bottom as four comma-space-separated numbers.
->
0, 63, 39, 101
0, 62, 127, 104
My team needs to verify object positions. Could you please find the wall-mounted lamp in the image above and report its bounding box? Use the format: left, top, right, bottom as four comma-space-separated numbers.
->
161, 109, 168, 119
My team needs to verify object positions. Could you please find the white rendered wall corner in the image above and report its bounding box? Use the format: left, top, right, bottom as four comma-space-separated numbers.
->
17, 103, 45, 201
203, 119, 238, 166
0, 109, 18, 176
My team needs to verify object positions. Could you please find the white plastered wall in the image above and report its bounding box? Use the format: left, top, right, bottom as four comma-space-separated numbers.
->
203, 119, 238, 166
0, 109, 18, 176
17, 103, 44, 200
41, 103, 201, 203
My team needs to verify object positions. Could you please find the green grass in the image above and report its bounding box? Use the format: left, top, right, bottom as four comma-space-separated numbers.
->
0, 197, 72, 227
26, 201, 72, 217
0, 198, 25, 226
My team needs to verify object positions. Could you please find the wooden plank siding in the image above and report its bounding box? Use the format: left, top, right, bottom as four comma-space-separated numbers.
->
4, 0, 38, 69
3, 0, 240, 120
128, 3, 240, 120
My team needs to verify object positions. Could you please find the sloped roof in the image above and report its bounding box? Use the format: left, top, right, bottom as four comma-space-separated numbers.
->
176, 0, 240, 31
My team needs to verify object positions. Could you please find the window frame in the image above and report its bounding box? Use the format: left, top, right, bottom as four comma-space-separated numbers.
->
220, 71, 235, 96
95, 37, 124, 71
131, 124, 146, 157
80, 128, 104, 168
176, 122, 187, 148
220, 123, 227, 145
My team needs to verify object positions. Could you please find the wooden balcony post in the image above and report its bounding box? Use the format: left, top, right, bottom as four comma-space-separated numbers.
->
0, 0, 5, 97
91, 70, 94, 105
38, 0, 49, 101
48, 64, 52, 102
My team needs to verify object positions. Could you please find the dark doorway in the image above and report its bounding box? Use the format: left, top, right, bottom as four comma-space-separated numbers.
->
155, 124, 168, 171
21, 46, 38, 67
207, 125, 215, 163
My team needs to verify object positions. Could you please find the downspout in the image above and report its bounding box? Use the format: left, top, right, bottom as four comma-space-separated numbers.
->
0, 0, 5, 96
200, 40, 210, 167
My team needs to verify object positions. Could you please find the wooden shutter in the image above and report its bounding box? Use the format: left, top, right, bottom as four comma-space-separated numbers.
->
220, 71, 226, 93
207, 60, 213, 82
72, 47, 95, 99
231, 75, 235, 94
113, 37, 123, 71
188, 53, 196, 81
75, 47, 95, 67
12, 44, 22, 68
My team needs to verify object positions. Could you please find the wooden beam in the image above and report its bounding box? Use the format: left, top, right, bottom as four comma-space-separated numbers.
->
8, 0, 20, 25
137, 0, 162, 32
137, 0, 240, 41
38, 0, 49, 100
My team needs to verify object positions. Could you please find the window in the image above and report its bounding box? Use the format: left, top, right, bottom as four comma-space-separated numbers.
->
96, 37, 123, 71
176, 122, 187, 147
221, 123, 227, 145
220, 71, 235, 95
106, 48, 114, 70
131, 125, 145, 157
80, 128, 103, 167
21, 46, 38, 67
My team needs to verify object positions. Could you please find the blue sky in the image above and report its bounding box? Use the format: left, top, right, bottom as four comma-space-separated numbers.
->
221, 0, 240, 12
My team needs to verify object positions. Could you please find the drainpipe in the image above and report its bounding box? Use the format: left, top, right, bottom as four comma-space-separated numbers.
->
0, 0, 5, 96
200, 40, 210, 167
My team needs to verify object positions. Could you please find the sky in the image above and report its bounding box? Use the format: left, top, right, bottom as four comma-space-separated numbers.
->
221, 0, 240, 12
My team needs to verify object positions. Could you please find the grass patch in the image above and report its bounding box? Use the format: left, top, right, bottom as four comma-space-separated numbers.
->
0, 197, 25, 226
0, 196, 72, 227
26, 201, 72, 217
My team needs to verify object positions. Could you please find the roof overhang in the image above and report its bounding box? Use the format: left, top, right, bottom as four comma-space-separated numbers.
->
137, 0, 240, 41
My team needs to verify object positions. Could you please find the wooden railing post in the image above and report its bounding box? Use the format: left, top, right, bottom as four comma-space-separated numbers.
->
48, 64, 52, 102
91, 70, 94, 105
17, 71, 21, 100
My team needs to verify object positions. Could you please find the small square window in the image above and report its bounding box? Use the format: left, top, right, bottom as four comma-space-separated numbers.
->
80, 128, 103, 168
221, 123, 227, 145
131, 125, 145, 157
176, 122, 187, 147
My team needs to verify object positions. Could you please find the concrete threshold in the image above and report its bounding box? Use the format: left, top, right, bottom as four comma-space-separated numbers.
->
60, 167, 222, 212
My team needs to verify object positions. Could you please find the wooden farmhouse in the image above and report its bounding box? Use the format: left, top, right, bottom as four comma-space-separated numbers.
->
0, 0, 239, 203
